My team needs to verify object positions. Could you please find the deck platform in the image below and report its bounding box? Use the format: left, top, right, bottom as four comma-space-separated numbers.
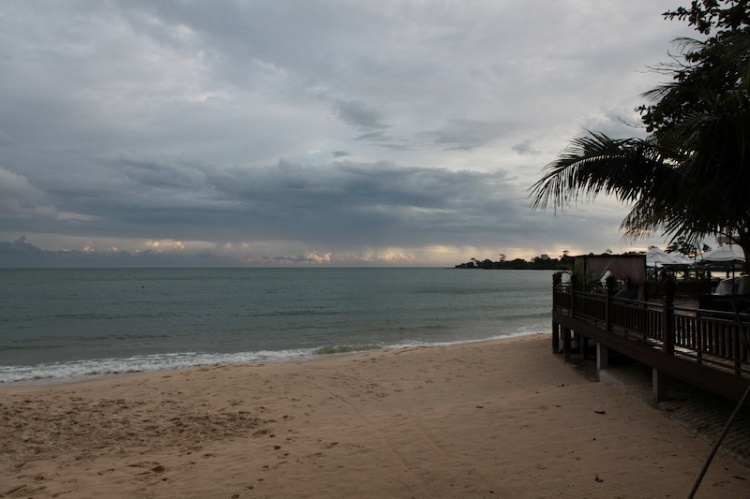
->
552, 289, 750, 405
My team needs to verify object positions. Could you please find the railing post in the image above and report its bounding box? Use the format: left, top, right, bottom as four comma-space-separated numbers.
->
569, 290, 576, 318
663, 278, 675, 355
696, 311, 703, 365
734, 326, 742, 376
605, 291, 612, 332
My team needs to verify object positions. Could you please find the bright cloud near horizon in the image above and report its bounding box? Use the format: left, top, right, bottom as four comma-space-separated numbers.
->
0, 1, 699, 267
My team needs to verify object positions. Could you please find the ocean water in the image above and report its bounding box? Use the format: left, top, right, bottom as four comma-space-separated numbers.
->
0, 268, 554, 384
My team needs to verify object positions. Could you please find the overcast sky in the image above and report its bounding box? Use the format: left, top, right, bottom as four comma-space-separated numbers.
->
0, 1, 699, 267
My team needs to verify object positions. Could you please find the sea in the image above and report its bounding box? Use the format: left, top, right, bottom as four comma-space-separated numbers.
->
0, 268, 555, 385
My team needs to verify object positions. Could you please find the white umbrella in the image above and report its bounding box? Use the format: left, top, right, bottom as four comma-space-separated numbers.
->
646, 247, 686, 267
699, 244, 745, 263
668, 252, 694, 265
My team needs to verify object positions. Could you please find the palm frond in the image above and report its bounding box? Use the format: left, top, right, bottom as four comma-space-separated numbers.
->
529, 132, 672, 212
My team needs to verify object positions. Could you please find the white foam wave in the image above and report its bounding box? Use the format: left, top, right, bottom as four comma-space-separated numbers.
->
0, 349, 317, 385
0, 330, 543, 385
383, 329, 541, 350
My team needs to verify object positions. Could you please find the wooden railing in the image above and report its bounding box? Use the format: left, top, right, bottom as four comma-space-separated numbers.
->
610, 297, 664, 343
553, 287, 750, 378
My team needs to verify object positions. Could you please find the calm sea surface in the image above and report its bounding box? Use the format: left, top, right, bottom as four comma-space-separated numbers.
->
0, 268, 554, 384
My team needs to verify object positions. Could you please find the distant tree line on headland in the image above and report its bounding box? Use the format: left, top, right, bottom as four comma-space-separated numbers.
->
454, 249, 649, 270
455, 251, 577, 270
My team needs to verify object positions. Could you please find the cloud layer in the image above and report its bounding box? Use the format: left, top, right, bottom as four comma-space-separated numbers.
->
0, 1, 696, 266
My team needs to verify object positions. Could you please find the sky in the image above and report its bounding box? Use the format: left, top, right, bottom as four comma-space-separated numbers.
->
0, 1, 701, 267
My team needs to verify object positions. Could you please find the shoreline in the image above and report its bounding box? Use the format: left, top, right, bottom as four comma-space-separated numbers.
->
0, 330, 543, 387
2, 333, 748, 498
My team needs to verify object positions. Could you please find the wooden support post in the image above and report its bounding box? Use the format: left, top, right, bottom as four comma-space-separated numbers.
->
579, 335, 588, 362
563, 328, 572, 362
652, 368, 668, 403
552, 321, 560, 354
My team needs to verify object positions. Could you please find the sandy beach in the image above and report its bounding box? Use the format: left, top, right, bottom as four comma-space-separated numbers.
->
1, 333, 748, 498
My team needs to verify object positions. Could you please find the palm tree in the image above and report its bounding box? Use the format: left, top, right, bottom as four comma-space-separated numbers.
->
530, 23, 750, 266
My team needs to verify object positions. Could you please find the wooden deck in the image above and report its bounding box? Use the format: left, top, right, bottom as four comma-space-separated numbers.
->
552, 287, 750, 404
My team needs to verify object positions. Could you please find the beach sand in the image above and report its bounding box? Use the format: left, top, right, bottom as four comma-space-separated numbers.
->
1, 333, 748, 498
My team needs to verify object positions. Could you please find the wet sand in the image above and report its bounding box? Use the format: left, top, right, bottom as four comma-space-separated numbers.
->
1, 333, 748, 498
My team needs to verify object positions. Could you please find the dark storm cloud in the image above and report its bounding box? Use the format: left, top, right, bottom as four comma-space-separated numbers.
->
156, 159, 526, 247
2, 158, 529, 244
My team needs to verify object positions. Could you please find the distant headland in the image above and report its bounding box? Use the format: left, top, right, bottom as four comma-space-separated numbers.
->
454, 251, 641, 270
454, 253, 575, 270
